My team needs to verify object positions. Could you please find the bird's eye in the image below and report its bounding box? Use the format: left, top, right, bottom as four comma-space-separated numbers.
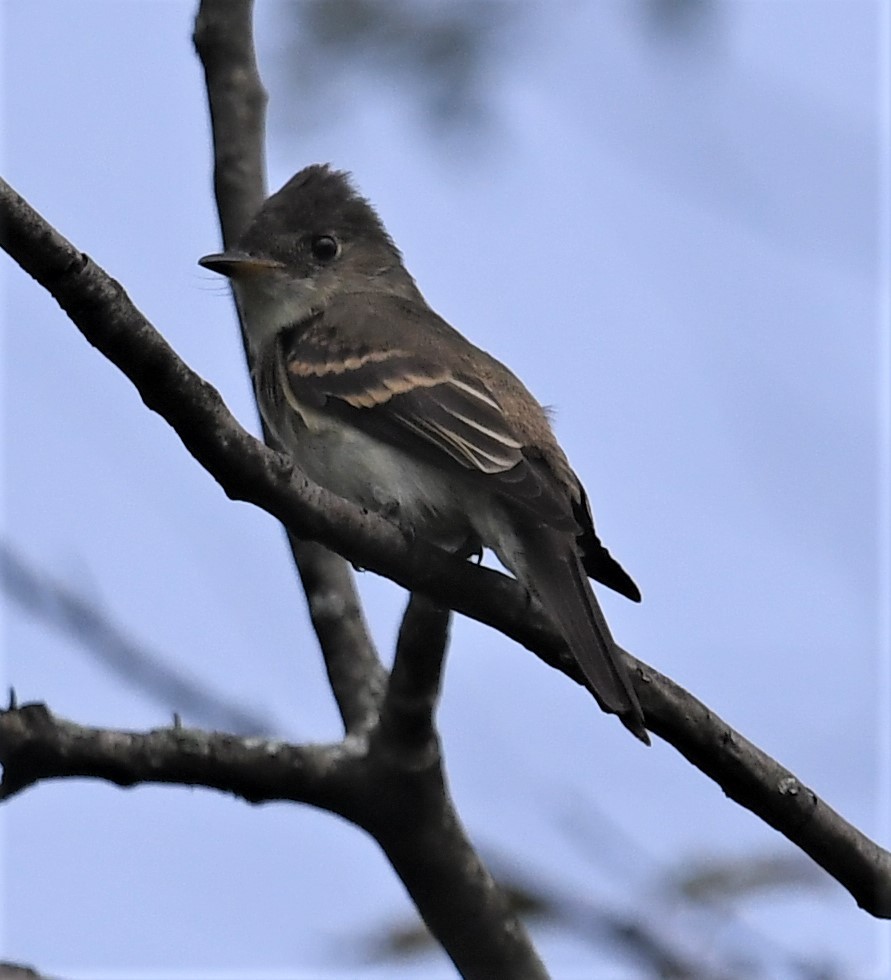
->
310, 234, 340, 262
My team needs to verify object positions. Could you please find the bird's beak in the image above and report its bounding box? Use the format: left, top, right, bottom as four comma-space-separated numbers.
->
198, 251, 286, 278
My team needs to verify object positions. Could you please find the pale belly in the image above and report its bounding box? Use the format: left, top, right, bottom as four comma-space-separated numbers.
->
274, 405, 482, 554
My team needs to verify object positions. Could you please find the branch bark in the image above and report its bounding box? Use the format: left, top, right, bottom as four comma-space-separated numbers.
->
379, 594, 451, 756
0, 699, 548, 979
1, 175, 889, 920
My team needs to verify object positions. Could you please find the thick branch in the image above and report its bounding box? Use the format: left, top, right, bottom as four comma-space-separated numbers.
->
0, 702, 355, 809
1, 176, 889, 918
356, 601, 544, 977
0, 701, 547, 979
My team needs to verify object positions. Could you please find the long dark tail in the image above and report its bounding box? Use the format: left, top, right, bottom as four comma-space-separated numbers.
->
501, 523, 648, 744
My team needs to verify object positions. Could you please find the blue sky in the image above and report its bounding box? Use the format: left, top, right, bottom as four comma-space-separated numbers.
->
2, 2, 889, 977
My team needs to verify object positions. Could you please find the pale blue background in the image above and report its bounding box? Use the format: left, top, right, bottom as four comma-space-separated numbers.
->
2, 1, 889, 977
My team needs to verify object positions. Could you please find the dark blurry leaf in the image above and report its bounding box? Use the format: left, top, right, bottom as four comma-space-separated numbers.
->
0, 964, 56, 980
356, 877, 558, 963
351, 852, 731, 977
644, 0, 720, 40
270, 0, 526, 136
675, 852, 830, 902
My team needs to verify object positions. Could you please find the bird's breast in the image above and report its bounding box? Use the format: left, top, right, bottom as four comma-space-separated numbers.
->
270, 398, 475, 551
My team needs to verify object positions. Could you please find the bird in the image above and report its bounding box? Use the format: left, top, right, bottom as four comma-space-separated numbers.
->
200, 164, 648, 743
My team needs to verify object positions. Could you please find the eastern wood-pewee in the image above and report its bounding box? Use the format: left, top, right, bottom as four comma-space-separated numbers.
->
200, 164, 648, 743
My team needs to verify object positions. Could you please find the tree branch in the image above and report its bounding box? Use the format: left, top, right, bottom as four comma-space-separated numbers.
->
193, 0, 386, 734
0, 699, 548, 979
378, 594, 451, 759
0, 702, 355, 808
291, 538, 387, 733
193, 0, 267, 243
635, 652, 891, 920
1, 175, 889, 918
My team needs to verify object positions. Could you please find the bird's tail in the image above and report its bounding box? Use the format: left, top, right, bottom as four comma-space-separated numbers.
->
496, 522, 649, 744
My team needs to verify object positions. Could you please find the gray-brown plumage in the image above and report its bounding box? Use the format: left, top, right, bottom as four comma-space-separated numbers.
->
200, 164, 647, 743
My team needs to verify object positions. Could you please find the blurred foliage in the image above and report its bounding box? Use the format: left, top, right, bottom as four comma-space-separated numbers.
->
344, 840, 839, 979
0, 965, 51, 980
674, 851, 830, 903
644, 0, 720, 39
0, 542, 278, 736
272, 0, 525, 136
270, 0, 719, 141
351, 861, 712, 979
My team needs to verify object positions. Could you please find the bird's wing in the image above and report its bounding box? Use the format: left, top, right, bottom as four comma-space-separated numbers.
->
275, 301, 576, 530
